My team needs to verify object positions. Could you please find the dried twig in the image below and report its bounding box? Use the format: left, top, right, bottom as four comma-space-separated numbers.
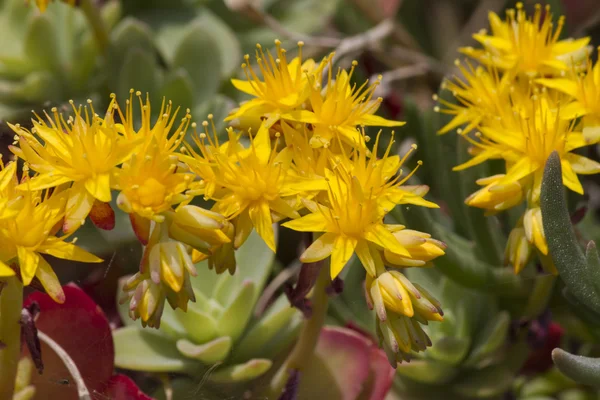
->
373, 63, 429, 97
387, 46, 450, 77
38, 331, 91, 400
254, 260, 302, 317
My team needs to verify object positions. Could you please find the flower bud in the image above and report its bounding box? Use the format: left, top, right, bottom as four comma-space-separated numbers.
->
505, 226, 532, 274
169, 205, 231, 253
523, 207, 547, 255
383, 229, 446, 267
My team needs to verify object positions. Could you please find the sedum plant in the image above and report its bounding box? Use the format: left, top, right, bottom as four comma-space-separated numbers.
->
113, 230, 303, 389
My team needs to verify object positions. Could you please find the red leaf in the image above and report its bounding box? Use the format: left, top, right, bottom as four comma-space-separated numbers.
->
23, 284, 114, 399
103, 374, 154, 400
298, 326, 393, 400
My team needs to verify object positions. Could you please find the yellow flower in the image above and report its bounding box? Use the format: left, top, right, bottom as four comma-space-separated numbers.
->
537, 55, 600, 140
194, 124, 304, 252
283, 169, 409, 279
282, 58, 405, 148
435, 61, 517, 135
383, 229, 446, 267
0, 165, 102, 303
9, 99, 138, 233
459, 96, 600, 207
460, 3, 589, 77
115, 136, 194, 222
226, 40, 318, 128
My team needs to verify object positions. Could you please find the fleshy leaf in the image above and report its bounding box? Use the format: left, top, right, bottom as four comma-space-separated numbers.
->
103, 374, 153, 400
299, 326, 394, 400
23, 284, 113, 398
540, 152, 600, 311
463, 311, 510, 368
176, 337, 232, 364
426, 336, 471, 366
552, 348, 600, 388
113, 326, 197, 373
216, 280, 256, 341
395, 359, 458, 384
232, 294, 300, 363
173, 304, 219, 344
209, 359, 272, 382
451, 364, 515, 398
171, 22, 222, 104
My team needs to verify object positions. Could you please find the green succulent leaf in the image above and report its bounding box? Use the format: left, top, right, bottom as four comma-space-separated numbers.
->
233, 293, 300, 363
160, 69, 195, 111
174, 304, 219, 344
452, 364, 515, 398
176, 337, 232, 364
463, 311, 510, 368
426, 336, 471, 366
193, 94, 236, 133
117, 48, 161, 102
519, 367, 577, 398
209, 359, 272, 382
171, 22, 222, 105
540, 152, 600, 312
24, 14, 60, 72
110, 17, 155, 65
552, 348, 600, 388
234, 228, 277, 301
217, 280, 257, 341
395, 359, 458, 384
113, 326, 197, 373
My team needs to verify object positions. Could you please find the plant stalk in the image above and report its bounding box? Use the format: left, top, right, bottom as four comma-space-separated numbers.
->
0, 277, 23, 400
265, 262, 330, 399
79, 0, 109, 53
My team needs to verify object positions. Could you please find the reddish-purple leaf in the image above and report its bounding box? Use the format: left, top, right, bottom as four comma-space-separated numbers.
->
23, 283, 114, 399
103, 374, 154, 400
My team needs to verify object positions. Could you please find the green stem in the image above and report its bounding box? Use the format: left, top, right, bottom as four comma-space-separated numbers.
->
0, 277, 23, 400
79, 0, 109, 53
265, 263, 330, 399
523, 273, 556, 319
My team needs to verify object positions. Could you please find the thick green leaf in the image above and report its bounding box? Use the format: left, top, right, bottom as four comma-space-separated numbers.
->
520, 367, 577, 398
159, 69, 195, 112
109, 17, 155, 66
171, 22, 222, 104
233, 294, 299, 362
395, 359, 458, 384
193, 94, 236, 133
116, 48, 161, 102
196, 10, 241, 77
176, 337, 232, 363
452, 364, 515, 398
234, 228, 277, 301
464, 311, 510, 368
24, 14, 60, 71
426, 336, 471, 366
216, 280, 256, 341
552, 348, 600, 388
174, 304, 219, 344
540, 152, 600, 311
209, 359, 272, 382
113, 326, 198, 373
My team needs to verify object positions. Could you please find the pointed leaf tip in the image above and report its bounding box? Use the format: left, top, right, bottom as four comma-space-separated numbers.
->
541, 152, 600, 311
552, 348, 600, 388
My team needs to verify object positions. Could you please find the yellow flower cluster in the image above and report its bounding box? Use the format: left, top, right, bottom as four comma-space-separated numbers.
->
436, 3, 600, 274
3, 39, 446, 363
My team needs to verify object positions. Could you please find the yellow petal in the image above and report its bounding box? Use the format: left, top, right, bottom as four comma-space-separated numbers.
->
300, 232, 336, 263
63, 182, 95, 233
357, 114, 406, 127
36, 256, 65, 303
38, 238, 103, 263
366, 224, 410, 257
561, 159, 584, 194
17, 173, 73, 192
17, 247, 39, 286
282, 212, 328, 232
535, 78, 579, 98
84, 173, 112, 203
249, 201, 275, 252
231, 79, 257, 96
330, 236, 357, 279
0, 260, 15, 277
234, 209, 254, 249
566, 153, 600, 175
